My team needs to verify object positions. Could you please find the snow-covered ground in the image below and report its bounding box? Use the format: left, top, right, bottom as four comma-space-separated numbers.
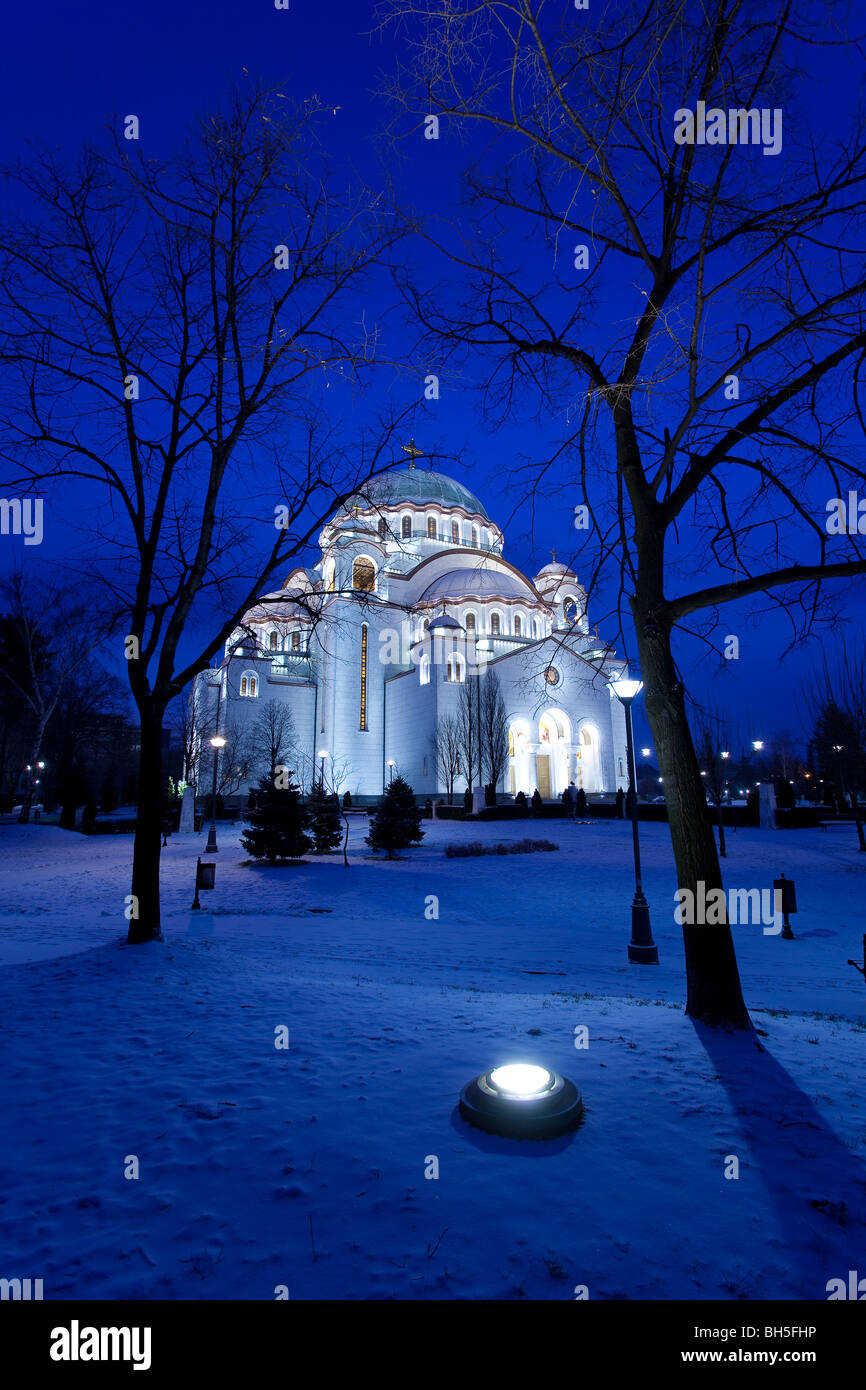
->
0, 816, 864, 1300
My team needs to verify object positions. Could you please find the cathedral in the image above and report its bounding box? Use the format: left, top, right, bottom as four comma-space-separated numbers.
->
192, 465, 632, 802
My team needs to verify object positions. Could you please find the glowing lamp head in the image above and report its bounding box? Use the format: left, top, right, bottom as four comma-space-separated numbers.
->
488, 1064, 554, 1098
608, 677, 643, 704
210, 735, 226, 749
459, 1061, 583, 1139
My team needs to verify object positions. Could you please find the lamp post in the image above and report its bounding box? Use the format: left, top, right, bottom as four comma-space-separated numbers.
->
387, 758, 396, 784
608, 677, 658, 964
318, 748, 329, 791
205, 735, 226, 853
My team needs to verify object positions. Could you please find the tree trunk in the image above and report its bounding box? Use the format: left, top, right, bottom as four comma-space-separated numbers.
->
17, 720, 48, 825
128, 701, 166, 944
637, 618, 751, 1029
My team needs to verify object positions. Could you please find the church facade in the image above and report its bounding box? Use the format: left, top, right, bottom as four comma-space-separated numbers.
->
192, 467, 632, 802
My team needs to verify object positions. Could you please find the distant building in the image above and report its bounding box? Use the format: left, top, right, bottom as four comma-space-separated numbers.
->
193, 467, 631, 800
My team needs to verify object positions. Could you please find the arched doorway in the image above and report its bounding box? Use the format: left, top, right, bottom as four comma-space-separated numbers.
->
575, 723, 601, 793
538, 709, 572, 798
507, 718, 532, 795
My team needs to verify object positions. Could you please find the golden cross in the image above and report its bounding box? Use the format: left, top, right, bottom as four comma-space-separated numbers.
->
402, 438, 424, 467
551, 548, 557, 563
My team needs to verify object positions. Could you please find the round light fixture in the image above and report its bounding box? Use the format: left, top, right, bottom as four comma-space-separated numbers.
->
459, 1061, 583, 1139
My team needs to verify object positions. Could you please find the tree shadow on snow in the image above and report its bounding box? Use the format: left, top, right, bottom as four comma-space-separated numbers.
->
692, 1021, 866, 1297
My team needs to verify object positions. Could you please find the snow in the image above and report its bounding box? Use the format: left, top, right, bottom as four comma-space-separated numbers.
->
0, 816, 864, 1300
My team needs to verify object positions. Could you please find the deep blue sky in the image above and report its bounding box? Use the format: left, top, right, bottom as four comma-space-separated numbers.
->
2, 1, 863, 753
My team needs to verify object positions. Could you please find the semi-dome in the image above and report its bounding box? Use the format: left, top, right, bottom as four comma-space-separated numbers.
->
419, 567, 532, 602
343, 467, 489, 521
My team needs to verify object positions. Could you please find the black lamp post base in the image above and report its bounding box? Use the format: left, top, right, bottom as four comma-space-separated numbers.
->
628, 899, 659, 964
204, 827, 218, 854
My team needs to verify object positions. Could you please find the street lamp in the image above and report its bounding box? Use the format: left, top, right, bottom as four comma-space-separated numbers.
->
205, 735, 226, 853
318, 748, 329, 790
387, 758, 396, 784
641, 747, 651, 759
607, 677, 659, 964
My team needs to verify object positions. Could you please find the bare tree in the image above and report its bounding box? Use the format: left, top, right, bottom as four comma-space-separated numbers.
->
175, 687, 204, 787
215, 719, 253, 801
379, 0, 866, 1025
432, 712, 461, 802
0, 86, 414, 942
479, 669, 508, 795
692, 711, 733, 858
457, 674, 481, 795
248, 698, 297, 784
0, 573, 97, 821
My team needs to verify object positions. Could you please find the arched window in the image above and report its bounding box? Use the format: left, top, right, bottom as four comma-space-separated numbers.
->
269, 630, 278, 651
514, 614, 522, 637
451, 520, 459, 543
240, 670, 258, 698
291, 631, 300, 652
490, 612, 501, 636
472, 526, 479, 547
464, 611, 476, 632
427, 515, 437, 539
378, 517, 387, 540
419, 653, 431, 685
533, 618, 542, 639
352, 557, 376, 592
446, 654, 465, 683
563, 597, 578, 625
401, 515, 411, 539
324, 558, 336, 593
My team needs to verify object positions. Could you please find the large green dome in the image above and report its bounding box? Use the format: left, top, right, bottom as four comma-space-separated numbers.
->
344, 467, 489, 521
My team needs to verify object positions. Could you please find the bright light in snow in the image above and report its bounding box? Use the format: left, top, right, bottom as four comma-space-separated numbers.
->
489, 1064, 551, 1096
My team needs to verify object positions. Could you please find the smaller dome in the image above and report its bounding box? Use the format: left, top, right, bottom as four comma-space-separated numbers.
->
427, 613, 464, 632
534, 561, 577, 580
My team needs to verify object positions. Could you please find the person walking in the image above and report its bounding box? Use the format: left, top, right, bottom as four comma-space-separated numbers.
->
565, 781, 577, 820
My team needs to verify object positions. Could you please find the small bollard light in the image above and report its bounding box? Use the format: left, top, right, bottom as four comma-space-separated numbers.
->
773, 872, 796, 939
191, 856, 216, 910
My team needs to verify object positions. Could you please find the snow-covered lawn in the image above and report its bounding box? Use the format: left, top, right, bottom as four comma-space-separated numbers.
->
1, 817, 864, 1300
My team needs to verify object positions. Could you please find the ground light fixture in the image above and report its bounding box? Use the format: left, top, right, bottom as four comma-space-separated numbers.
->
459, 1062, 584, 1139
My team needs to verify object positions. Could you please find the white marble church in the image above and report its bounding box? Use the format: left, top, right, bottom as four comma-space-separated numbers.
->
192, 465, 631, 802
